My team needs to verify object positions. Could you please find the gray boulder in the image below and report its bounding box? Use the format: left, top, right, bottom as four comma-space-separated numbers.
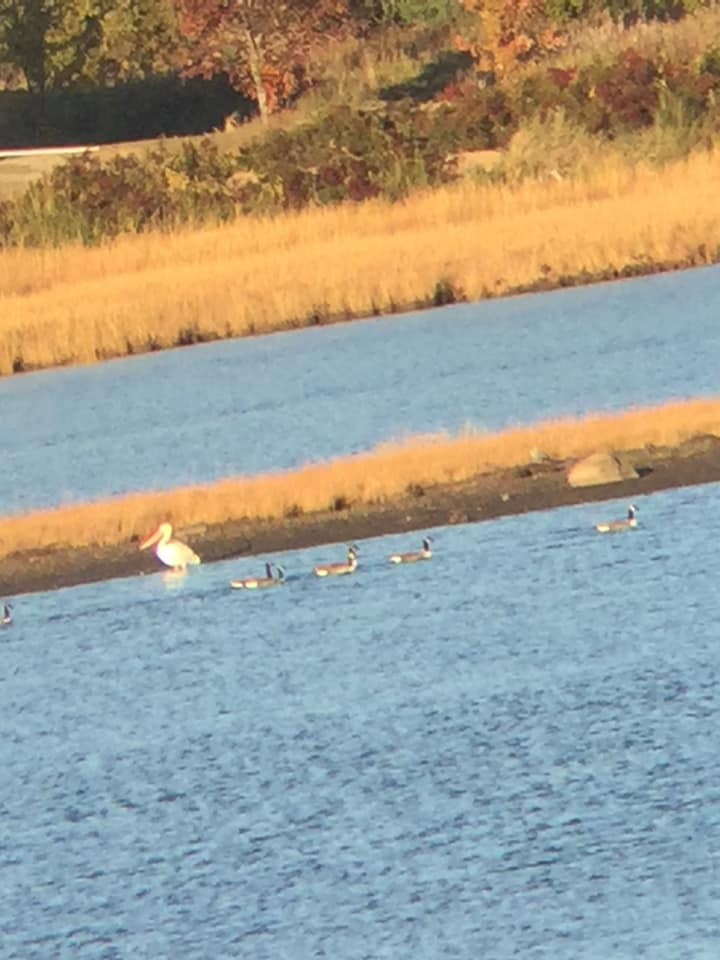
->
566, 451, 638, 488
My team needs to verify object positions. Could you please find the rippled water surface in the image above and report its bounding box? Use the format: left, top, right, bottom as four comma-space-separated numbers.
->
4, 484, 720, 958
3, 265, 720, 513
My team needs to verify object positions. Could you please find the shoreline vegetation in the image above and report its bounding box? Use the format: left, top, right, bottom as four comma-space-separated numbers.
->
0, 397, 720, 566
2, 145, 720, 378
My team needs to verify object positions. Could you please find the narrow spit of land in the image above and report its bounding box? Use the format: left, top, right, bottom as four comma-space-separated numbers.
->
3, 434, 720, 597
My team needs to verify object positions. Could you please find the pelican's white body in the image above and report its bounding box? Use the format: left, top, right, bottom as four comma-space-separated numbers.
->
139, 522, 201, 570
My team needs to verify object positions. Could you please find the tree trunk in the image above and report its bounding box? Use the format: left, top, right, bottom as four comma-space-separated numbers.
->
243, 26, 269, 124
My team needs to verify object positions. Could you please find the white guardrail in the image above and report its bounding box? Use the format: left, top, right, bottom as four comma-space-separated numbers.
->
0, 146, 100, 159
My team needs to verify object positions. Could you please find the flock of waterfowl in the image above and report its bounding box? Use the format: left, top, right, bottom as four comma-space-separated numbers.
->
0, 505, 638, 622
136, 504, 637, 585
230, 538, 434, 589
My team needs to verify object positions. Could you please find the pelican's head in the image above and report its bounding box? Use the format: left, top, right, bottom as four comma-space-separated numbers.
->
139, 521, 173, 550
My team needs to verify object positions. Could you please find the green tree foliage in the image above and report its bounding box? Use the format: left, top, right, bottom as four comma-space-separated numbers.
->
92, 0, 180, 84
0, 0, 180, 94
542, 0, 715, 24
0, 0, 109, 96
351, 0, 460, 24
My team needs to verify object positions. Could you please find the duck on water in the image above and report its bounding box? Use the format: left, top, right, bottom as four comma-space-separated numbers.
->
389, 537, 433, 564
595, 504, 638, 534
230, 562, 285, 589
314, 545, 358, 577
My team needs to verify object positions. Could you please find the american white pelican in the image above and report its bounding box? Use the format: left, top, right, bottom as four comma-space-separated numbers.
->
230, 562, 285, 590
595, 504, 638, 534
139, 522, 201, 571
1, 602, 12, 626
314, 544, 358, 577
389, 536, 433, 564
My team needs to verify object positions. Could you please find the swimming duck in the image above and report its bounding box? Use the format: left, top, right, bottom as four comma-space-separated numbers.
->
139, 521, 201, 571
230, 562, 285, 589
314, 544, 358, 577
1, 602, 12, 626
389, 537, 433, 564
595, 504, 638, 534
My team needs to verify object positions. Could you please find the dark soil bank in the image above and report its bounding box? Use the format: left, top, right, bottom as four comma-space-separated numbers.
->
3, 435, 720, 597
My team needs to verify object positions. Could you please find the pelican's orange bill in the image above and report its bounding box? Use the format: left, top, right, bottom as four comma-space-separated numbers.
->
139, 526, 161, 550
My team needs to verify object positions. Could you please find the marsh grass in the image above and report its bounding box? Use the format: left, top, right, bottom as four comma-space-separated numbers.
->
1, 396, 718, 559
559, 5, 720, 69
3, 144, 720, 376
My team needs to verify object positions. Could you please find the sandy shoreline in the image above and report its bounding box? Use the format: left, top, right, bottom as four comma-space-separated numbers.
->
2, 435, 720, 597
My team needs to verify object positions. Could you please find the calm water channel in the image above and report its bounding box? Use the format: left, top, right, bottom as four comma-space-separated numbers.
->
3, 485, 720, 958
3, 266, 720, 957
2, 264, 720, 514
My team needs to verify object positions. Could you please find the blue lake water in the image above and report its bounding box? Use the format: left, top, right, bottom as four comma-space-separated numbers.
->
3, 266, 720, 957
3, 484, 720, 958
2, 264, 720, 514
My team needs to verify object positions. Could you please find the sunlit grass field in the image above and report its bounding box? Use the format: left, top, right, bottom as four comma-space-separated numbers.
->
2, 145, 720, 377
1, 396, 718, 559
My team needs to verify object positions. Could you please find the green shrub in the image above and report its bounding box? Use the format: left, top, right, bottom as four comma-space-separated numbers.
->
1, 140, 246, 246
237, 104, 456, 210
495, 108, 601, 183
507, 42, 720, 139
352, 0, 460, 26
698, 45, 720, 78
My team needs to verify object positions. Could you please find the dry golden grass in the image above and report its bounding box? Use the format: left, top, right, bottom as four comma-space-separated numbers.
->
560, 5, 720, 69
2, 145, 720, 376
1, 396, 718, 559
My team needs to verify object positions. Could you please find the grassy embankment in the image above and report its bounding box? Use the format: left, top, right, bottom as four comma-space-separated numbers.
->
2, 143, 720, 377
1, 396, 718, 560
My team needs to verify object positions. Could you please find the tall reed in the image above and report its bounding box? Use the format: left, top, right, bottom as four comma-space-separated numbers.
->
2, 145, 720, 377
559, 4, 720, 69
1, 396, 717, 559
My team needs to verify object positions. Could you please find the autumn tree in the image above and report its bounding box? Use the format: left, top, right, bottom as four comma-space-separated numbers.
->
456, 0, 567, 75
176, 0, 351, 123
